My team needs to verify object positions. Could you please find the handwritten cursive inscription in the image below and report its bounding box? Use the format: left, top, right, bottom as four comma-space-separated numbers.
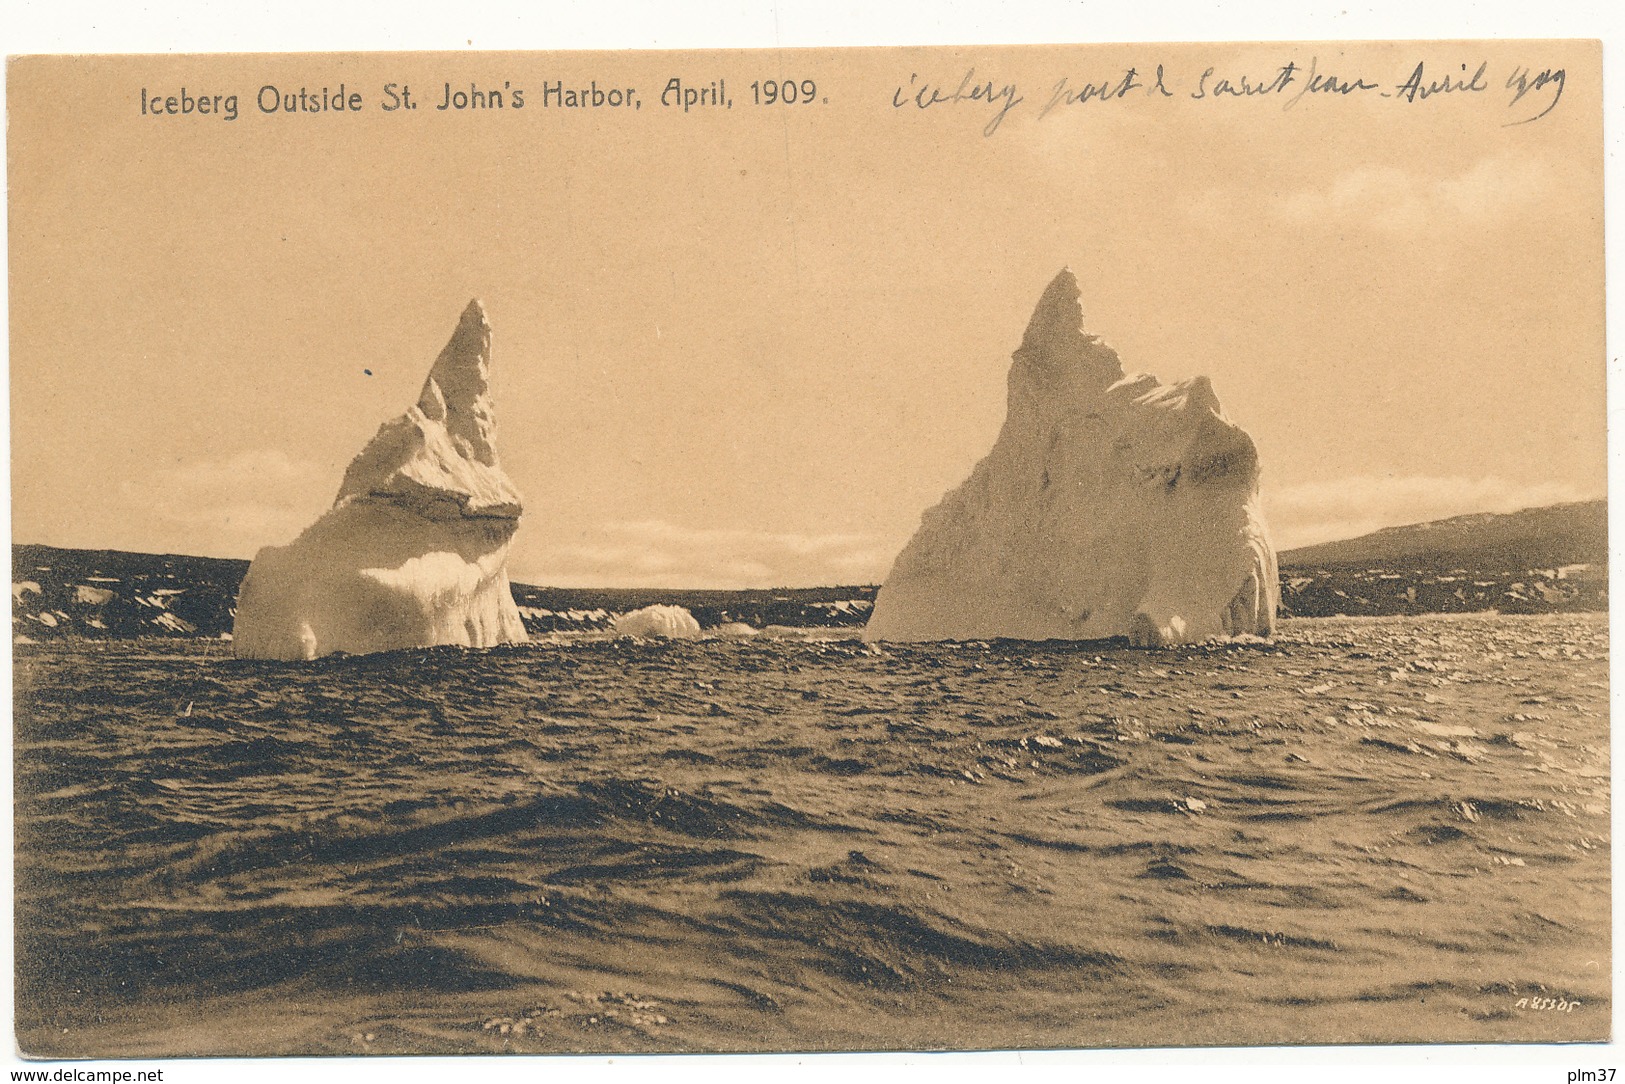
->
1284, 56, 1381, 109
891, 69, 1023, 136
1038, 66, 1174, 119
1393, 61, 1488, 103
892, 55, 1572, 136
1190, 63, 1300, 99
1506, 66, 1565, 124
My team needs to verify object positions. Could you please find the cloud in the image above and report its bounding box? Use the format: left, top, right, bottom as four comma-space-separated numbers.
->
1265, 474, 1601, 552
521, 519, 897, 589
1273, 154, 1555, 233
117, 448, 336, 556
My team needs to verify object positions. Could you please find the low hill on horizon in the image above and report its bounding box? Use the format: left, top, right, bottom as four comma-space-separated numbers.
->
1280, 499, 1607, 572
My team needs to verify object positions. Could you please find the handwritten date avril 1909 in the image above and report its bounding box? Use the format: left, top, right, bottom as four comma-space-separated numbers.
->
895, 58, 1567, 136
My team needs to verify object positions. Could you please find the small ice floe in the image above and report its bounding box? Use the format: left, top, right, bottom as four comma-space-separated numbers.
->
612, 604, 702, 639
810, 599, 873, 616
153, 612, 196, 634
11, 581, 42, 602
710, 622, 760, 638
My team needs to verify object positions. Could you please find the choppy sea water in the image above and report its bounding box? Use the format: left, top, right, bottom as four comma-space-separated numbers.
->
13, 614, 1609, 1056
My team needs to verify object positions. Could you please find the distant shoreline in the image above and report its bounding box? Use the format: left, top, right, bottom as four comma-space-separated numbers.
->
11, 539, 1606, 645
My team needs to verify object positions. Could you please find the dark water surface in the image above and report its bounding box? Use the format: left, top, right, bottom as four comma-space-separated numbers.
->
13, 615, 1609, 1055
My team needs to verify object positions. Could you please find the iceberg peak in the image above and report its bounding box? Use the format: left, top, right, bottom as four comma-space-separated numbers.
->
416, 298, 497, 464
335, 299, 518, 516
1012, 267, 1125, 406
1020, 267, 1083, 342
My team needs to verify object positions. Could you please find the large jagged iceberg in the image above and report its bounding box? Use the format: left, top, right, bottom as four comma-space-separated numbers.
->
865, 269, 1278, 646
233, 300, 528, 660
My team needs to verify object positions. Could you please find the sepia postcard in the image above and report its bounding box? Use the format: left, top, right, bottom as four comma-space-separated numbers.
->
7, 38, 1608, 1068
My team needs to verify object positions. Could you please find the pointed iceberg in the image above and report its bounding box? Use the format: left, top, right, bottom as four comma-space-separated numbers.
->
865, 269, 1278, 646
232, 301, 528, 660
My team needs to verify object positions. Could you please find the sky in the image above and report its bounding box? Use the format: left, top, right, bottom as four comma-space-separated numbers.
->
8, 39, 1605, 588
